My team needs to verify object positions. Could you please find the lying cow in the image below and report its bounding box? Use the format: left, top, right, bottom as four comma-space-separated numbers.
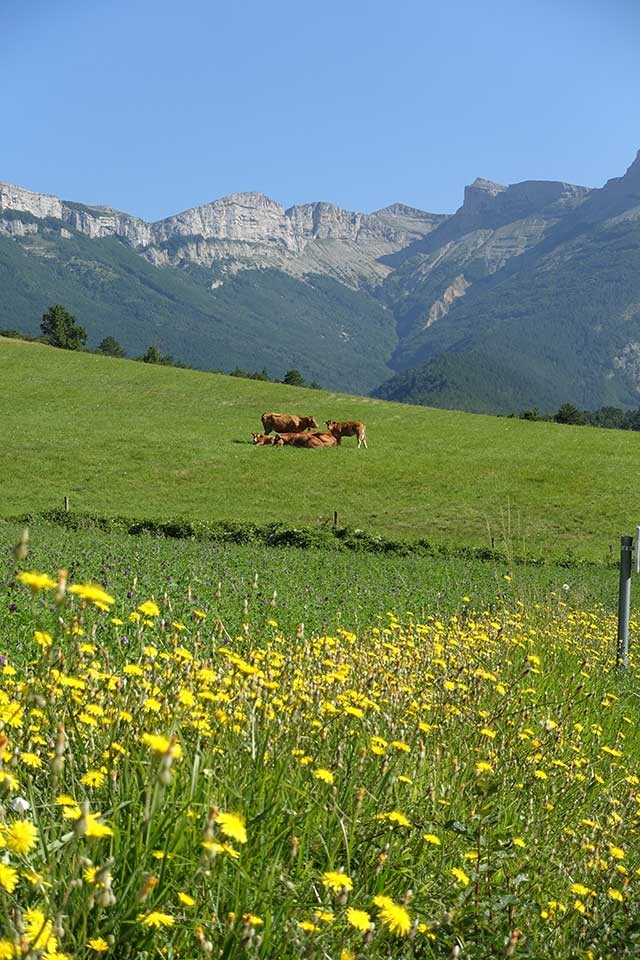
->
261, 412, 318, 434
325, 419, 367, 448
276, 431, 338, 448
252, 433, 280, 445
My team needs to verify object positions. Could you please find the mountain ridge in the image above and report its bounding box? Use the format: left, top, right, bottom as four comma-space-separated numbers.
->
3, 151, 640, 413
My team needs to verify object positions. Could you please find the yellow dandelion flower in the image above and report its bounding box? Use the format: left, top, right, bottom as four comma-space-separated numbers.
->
215, 811, 247, 844
17, 571, 57, 591
69, 583, 115, 606
346, 907, 371, 931
475, 761, 494, 774
202, 840, 241, 859
298, 921, 320, 932
0, 863, 19, 893
138, 600, 160, 617
314, 768, 334, 784
608, 888, 624, 902
569, 883, 594, 897
24, 909, 55, 950
5, 819, 38, 855
87, 938, 109, 952
81, 770, 106, 788
322, 870, 353, 892
34, 631, 52, 649
242, 914, 264, 926
55, 794, 75, 805
141, 733, 182, 758
375, 898, 411, 936
20, 752, 42, 769
452, 867, 470, 887
423, 834, 441, 846
178, 892, 195, 906
137, 911, 175, 928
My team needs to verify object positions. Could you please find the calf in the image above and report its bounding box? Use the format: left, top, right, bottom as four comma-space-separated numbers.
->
325, 419, 367, 448
261, 412, 319, 434
276, 431, 338, 448
252, 432, 280, 445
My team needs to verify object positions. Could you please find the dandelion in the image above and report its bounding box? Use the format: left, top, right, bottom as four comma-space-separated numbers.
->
608, 888, 624, 902
178, 892, 195, 906
475, 761, 494, 774
87, 938, 109, 952
298, 921, 320, 932
24, 909, 56, 950
20, 751, 42, 769
215, 811, 247, 844
137, 911, 175, 928
17, 571, 57, 591
0, 863, 19, 892
242, 914, 264, 926
34, 630, 52, 649
322, 870, 353, 892
346, 907, 371, 931
423, 834, 441, 845
69, 583, 115, 606
81, 770, 106, 788
376, 811, 411, 827
452, 867, 470, 886
138, 600, 160, 617
314, 768, 334, 784
374, 897, 411, 936
5, 819, 38, 855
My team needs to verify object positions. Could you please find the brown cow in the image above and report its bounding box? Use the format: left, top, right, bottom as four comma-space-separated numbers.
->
252, 433, 280, 445
325, 419, 367, 448
261, 412, 319, 434
276, 431, 338, 448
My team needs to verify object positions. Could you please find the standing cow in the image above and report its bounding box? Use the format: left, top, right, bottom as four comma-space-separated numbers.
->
261, 412, 318, 434
325, 419, 367, 448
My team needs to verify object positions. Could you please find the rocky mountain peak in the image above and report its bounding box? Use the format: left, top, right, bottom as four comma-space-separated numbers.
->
462, 178, 507, 213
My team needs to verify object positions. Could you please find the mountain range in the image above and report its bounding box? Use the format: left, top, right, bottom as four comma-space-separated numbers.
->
2, 149, 640, 411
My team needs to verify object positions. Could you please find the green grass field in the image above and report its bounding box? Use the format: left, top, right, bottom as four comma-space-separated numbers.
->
4, 339, 640, 959
2, 337, 640, 559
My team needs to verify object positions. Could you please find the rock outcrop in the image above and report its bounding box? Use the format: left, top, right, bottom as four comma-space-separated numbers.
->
0, 183, 444, 288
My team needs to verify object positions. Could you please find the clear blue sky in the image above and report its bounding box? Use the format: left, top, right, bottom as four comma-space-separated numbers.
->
3, 0, 639, 221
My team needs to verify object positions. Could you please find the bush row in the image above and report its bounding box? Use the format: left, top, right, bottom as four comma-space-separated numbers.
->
4, 509, 607, 569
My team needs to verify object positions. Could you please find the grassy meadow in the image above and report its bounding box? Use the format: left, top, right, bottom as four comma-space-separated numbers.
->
3, 338, 640, 959
3, 337, 640, 559
1, 531, 639, 959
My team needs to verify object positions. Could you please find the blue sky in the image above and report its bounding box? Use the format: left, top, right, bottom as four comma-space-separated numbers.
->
4, 0, 639, 220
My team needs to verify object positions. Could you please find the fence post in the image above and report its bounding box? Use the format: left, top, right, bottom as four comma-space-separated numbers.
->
616, 535, 633, 668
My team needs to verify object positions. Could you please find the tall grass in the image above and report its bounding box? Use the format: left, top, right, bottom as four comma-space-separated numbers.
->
1, 546, 639, 958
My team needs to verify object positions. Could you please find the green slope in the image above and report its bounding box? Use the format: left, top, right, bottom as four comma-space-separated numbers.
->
0, 222, 395, 394
376, 218, 640, 413
2, 338, 640, 559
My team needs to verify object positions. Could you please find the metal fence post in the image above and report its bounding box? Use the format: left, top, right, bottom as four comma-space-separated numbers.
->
616, 535, 633, 669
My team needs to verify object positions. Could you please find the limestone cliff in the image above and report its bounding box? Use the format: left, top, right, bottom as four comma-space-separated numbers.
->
0, 183, 444, 288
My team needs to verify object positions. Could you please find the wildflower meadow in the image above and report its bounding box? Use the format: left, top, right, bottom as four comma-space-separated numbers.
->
1, 526, 640, 959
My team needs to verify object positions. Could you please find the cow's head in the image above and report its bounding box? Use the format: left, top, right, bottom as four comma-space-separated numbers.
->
325, 419, 336, 429
252, 433, 268, 444
302, 416, 319, 429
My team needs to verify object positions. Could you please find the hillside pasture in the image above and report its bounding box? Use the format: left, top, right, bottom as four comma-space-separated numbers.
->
2, 338, 640, 559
